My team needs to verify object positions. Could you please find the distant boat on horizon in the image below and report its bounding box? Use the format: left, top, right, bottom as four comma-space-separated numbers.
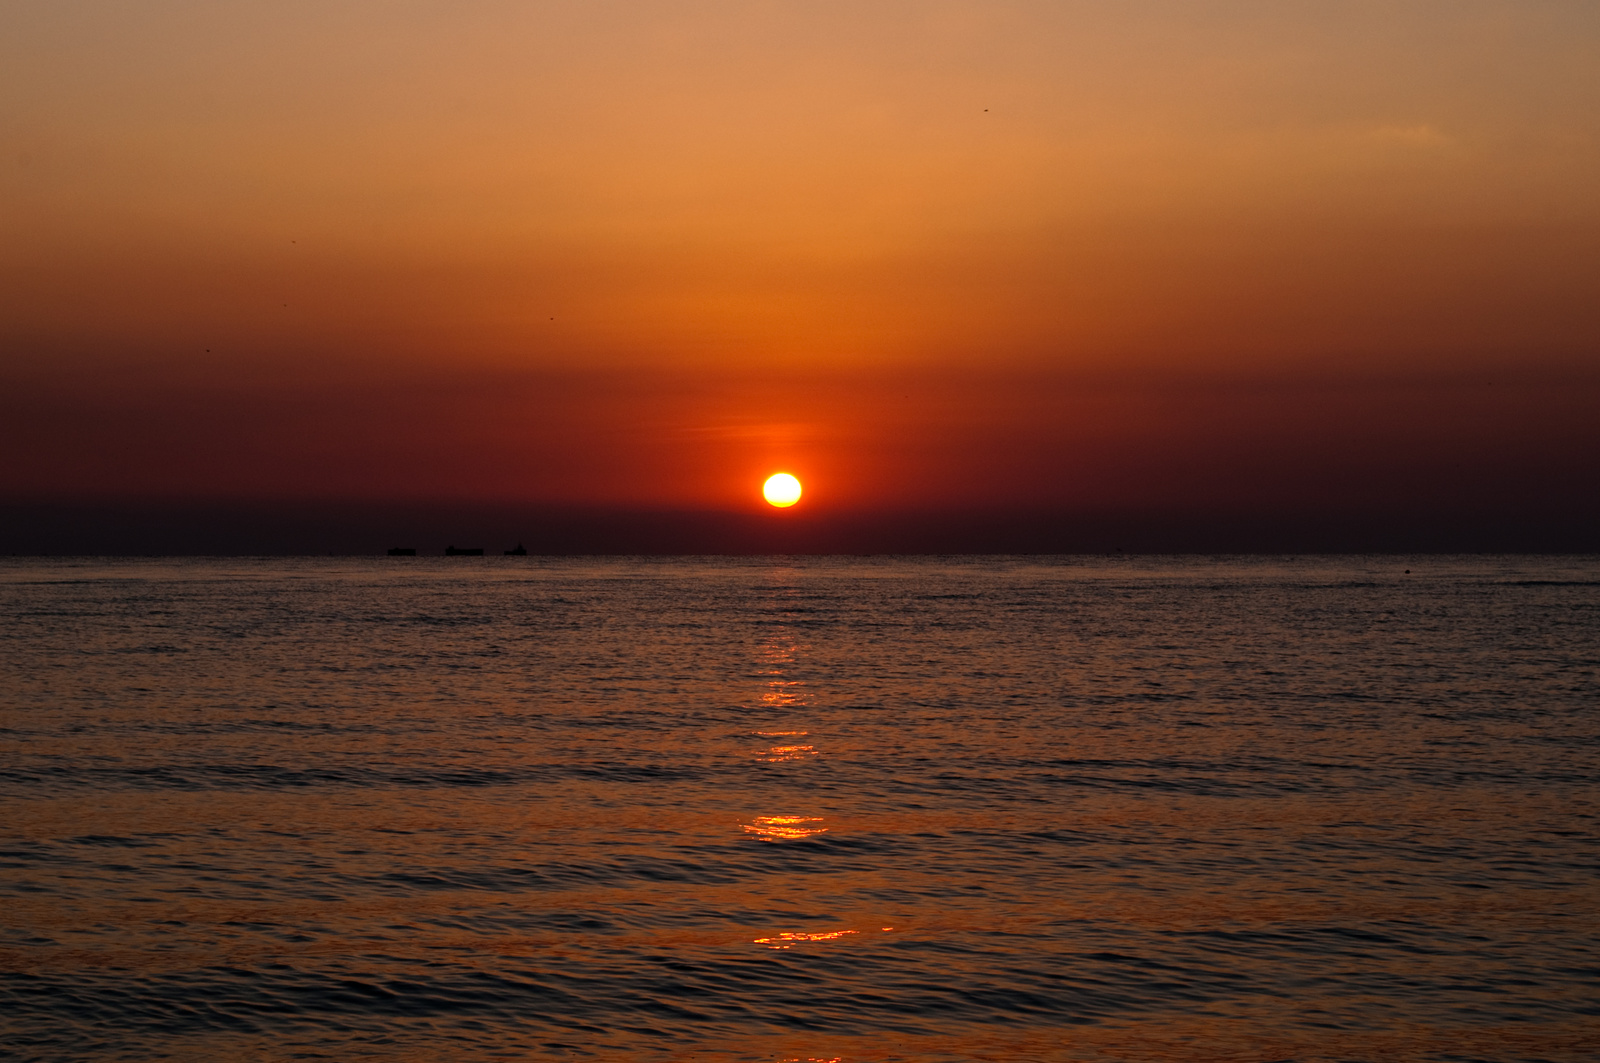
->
444, 545, 484, 556
504, 543, 527, 555
386, 547, 416, 556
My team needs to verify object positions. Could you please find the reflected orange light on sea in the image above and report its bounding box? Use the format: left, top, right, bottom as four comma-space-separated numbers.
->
759, 680, 807, 709
741, 815, 829, 842
754, 731, 818, 763
5, 556, 1598, 1061
756, 743, 817, 762
758, 629, 799, 668
755, 926, 901, 950
754, 930, 858, 950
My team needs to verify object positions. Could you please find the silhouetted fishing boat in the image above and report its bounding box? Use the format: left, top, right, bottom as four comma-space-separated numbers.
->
504, 543, 527, 555
444, 545, 484, 556
386, 547, 416, 556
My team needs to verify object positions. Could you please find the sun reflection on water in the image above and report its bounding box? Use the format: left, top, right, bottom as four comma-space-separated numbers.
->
760, 679, 807, 708
758, 743, 818, 761
754, 929, 858, 950
755, 926, 898, 951
742, 815, 829, 841
755, 729, 819, 762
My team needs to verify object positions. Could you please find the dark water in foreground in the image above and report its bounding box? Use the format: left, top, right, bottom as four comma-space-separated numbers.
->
2, 556, 1597, 1062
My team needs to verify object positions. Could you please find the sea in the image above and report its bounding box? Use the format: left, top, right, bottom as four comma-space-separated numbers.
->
1, 555, 1597, 1062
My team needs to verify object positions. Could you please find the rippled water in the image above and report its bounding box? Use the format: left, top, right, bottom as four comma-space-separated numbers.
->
2, 556, 1598, 1061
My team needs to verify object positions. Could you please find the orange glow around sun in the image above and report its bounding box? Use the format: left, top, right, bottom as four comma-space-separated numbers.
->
763, 473, 802, 508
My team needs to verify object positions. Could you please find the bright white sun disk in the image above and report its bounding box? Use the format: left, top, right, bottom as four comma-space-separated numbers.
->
763, 473, 802, 508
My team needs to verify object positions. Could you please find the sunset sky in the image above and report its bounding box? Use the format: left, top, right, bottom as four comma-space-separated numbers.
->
3, 1, 1597, 548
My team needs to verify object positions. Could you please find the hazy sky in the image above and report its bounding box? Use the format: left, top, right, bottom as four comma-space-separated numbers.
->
3, 1, 1597, 518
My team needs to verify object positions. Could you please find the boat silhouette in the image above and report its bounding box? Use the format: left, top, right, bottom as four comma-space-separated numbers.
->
504, 543, 527, 555
444, 545, 484, 556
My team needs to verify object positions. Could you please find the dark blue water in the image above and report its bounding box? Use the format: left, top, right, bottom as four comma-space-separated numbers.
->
2, 556, 1598, 1061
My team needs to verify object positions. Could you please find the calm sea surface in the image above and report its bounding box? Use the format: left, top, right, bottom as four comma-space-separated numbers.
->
2, 556, 1597, 1062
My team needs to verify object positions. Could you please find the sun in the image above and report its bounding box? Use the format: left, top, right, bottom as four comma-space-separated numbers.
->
762, 473, 802, 508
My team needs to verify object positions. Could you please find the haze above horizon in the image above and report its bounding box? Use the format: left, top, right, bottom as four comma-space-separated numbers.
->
2, 1, 1597, 547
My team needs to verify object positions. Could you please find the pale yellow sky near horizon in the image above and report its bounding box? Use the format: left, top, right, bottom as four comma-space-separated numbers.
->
4, 0, 1598, 378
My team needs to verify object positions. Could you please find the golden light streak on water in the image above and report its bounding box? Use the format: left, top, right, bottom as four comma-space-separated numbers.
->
741, 815, 829, 841
753, 930, 859, 950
